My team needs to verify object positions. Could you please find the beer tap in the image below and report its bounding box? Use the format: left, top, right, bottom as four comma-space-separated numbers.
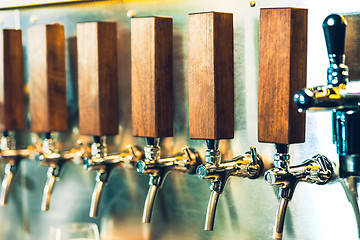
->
258, 8, 336, 239
77, 21, 143, 218
294, 13, 360, 237
80, 136, 143, 218
131, 16, 202, 223
28, 24, 70, 211
294, 14, 352, 112
0, 29, 31, 206
188, 11, 263, 231
135, 137, 201, 223
264, 145, 335, 239
196, 141, 263, 231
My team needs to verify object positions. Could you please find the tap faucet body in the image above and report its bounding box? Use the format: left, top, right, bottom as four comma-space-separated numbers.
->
83, 136, 143, 218
293, 13, 360, 239
35, 132, 77, 211
265, 144, 336, 239
0, 131, 32, 206
294, 14, 360, 179
136, 137, 202, 223
196, 140, 263, 231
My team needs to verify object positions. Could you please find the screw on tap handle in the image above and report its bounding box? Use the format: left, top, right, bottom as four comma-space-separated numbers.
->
131, 17, 173, 138
323, 14, 347, 62
258, 8, 307, 145
28, 24, 67, 133
77, 22, 119, 136
188, 12, 234, 140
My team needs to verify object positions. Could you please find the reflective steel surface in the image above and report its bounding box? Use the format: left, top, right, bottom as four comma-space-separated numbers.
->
0, 0, 360, 239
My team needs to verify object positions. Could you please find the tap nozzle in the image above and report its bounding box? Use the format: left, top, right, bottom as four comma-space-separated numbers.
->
89, 171, 109, 218
197, 143, 263, 231
265, 153, 336, 239
137, 138, 201, 223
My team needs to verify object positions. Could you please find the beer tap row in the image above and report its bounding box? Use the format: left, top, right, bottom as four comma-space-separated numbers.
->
0, 7, 358, 240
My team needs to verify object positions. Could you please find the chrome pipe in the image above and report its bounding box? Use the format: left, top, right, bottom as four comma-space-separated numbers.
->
142, 184, 159, 223
273, 197, 289, 240
41, 168, 56, 211
0, 163, 14, 206
340, 177, 360, 239
90, 180, 105, 218
204, 190, 220, 231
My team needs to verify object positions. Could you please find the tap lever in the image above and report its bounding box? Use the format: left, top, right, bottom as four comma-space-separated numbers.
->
0, 29, 26, 133
323, 14, 347, 63
323, 14, 348, 86
77, 22, 119, 137
250, 146, 258, 165
28, 24, 67, 133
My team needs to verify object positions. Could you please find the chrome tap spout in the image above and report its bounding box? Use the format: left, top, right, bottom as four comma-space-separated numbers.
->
41, 165, 59, 211
340, 176, 360, 238
273, 197, 289, 240
205, 189, 220, 231
0, 162, 16, 206
142, 180, 159, 223
89, 171, 109, 218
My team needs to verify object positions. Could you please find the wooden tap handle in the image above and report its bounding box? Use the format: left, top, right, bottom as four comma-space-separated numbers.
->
0, 29, 25, 132
131, 17, 173, 138
188, 12, 234, 140
77, 22, 119, 136
28, 24, 67, 133
258, 8, 307, 144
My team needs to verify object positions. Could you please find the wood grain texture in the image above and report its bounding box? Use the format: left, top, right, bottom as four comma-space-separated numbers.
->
344, 14, 360, 81
188, 12, 234, 140
0, 29, 25, 131
77, 22, 119, 136
28, 24, 67, 133
258, 8, 307, 144
131, 17, 173, 138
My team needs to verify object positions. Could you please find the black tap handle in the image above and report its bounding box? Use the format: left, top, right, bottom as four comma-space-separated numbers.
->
323, 14, 347, 62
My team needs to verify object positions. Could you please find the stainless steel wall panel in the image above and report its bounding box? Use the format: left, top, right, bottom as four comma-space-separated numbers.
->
0, 1, 358, 239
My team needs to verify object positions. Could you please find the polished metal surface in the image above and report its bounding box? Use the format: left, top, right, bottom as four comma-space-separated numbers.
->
0, 1, 359, 240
